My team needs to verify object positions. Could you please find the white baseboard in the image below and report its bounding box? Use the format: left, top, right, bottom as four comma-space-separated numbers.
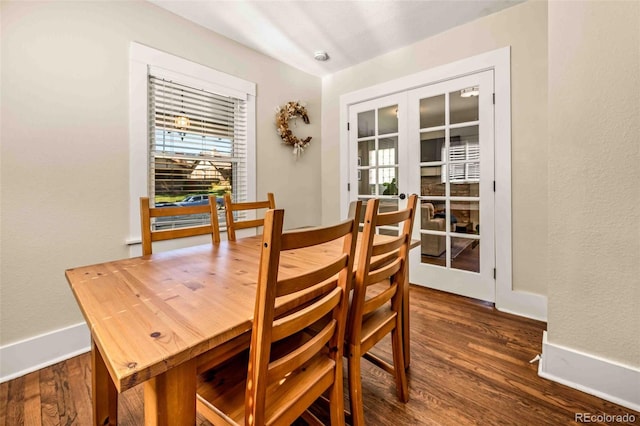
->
539, 331, 640, 412
0, 322, 90, 383
496, 288, 547, 322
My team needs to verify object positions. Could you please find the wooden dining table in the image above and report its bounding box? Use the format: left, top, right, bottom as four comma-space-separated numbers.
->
66, 233, 417, 425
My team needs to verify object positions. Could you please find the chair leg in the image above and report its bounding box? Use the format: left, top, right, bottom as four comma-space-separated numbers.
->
391, 324, 409, 403
347, 350, 365, 426
328, 360, 346, 426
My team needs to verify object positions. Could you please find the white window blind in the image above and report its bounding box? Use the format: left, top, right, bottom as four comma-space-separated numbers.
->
443, 140, 480, 183
148, 75, 248, 229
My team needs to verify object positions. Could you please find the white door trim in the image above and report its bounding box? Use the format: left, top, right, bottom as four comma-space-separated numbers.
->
339, 46, 547, 321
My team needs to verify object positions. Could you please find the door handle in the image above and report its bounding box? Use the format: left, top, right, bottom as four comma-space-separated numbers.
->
399, 193, 406, 200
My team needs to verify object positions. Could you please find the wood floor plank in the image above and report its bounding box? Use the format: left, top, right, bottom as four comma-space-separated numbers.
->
23, 371, 42, 426
1, 286, 638, 425
0, 380, 8, 426
65, 355, 92, 425
5, 375, 25, 426
38, 363, 60, 426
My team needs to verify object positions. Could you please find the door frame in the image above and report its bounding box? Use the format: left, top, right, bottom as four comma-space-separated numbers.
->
338, 47, 547, 320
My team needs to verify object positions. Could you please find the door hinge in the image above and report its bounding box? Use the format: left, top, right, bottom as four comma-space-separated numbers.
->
493, 268, 496, 279
493, 180, 496, 192
347, 183, 351, 191
492, 93, 495, 104
347, 122, 350, 131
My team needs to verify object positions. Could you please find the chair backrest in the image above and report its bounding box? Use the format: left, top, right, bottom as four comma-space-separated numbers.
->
246, 202, 360, 425
140, 197, 220, 255
224, 193, 276, 241
347, 195, 418, 345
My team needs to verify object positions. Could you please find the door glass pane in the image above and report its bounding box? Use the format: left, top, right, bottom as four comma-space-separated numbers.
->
357, 110, 375, 138
358, 140, 376, 166
419, 95, 445, 129
420, 130, 445, 163
420, 233, 446, 266
420, 166, 445, 196
378, 136, 398, 161
378, 137, 398, 165
378, 167, 398, 195
449, 126, 479, 189
379, 228, 400, 237
379, 198, 398, 213
451, 236, 479, 272
451, 200, 480, 235
451, 177, 479, 197
450, 126, 479, 157
358, 169, 374, 195
450, 87, 479, 124
423, 200, 451, 229
420, 202, 446, 231
378, 105, 398, 135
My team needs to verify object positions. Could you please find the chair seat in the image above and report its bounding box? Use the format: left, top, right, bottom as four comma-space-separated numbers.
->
197, 346, 336, 425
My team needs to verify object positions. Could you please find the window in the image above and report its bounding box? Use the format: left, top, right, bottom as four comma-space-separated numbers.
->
129, 42, 256, 243
148, 75, 247, 229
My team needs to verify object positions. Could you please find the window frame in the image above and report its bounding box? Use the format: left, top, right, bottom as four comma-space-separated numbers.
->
128, 42, 256, 245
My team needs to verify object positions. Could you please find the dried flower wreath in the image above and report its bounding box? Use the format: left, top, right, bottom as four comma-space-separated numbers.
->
276, 101, 312, 156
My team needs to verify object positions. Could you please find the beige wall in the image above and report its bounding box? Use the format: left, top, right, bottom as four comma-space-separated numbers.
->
547, 1, 640, 366
321, 0, 548, 296
0, 1, 321, 345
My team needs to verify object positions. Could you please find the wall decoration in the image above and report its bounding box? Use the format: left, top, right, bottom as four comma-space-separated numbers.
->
276, 101, 312, 157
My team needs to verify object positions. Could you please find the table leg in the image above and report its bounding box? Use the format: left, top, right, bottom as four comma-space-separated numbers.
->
91, 340, 117, 426
144, 358, 197, 426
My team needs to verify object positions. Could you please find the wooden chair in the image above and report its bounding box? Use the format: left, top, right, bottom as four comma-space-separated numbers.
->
140, 197, 220, 255
346, 195, 417, 426
197, 202, 361, 426
224, 193, 276, 241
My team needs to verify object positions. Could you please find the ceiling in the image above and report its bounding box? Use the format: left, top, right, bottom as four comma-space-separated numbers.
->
150, 0, 525, 77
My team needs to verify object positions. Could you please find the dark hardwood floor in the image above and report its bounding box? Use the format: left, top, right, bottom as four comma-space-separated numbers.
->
1, 286, 637, 425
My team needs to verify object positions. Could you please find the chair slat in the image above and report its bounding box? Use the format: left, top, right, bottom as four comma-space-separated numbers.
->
267, 320, 335, 382
228, 200, 272, 211
151, 225, 215, 242
371, 235, 405, 257
140, 196, 220, 256
376, 209, 412, 227
369, 251, 397, 271
276, 255, 347, 297
362, 284, 397, 316
280, 219, 355, 250
272, 287, 342, 342
366, 257, 402, 287
224, 193, 276, 241
229, 218, 264, 230
149, 204, 211, 217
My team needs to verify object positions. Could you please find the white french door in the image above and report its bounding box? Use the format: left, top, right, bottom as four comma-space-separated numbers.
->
408, 71, 495, 302
348, 93, 410, 227
348, 71, 495, 302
